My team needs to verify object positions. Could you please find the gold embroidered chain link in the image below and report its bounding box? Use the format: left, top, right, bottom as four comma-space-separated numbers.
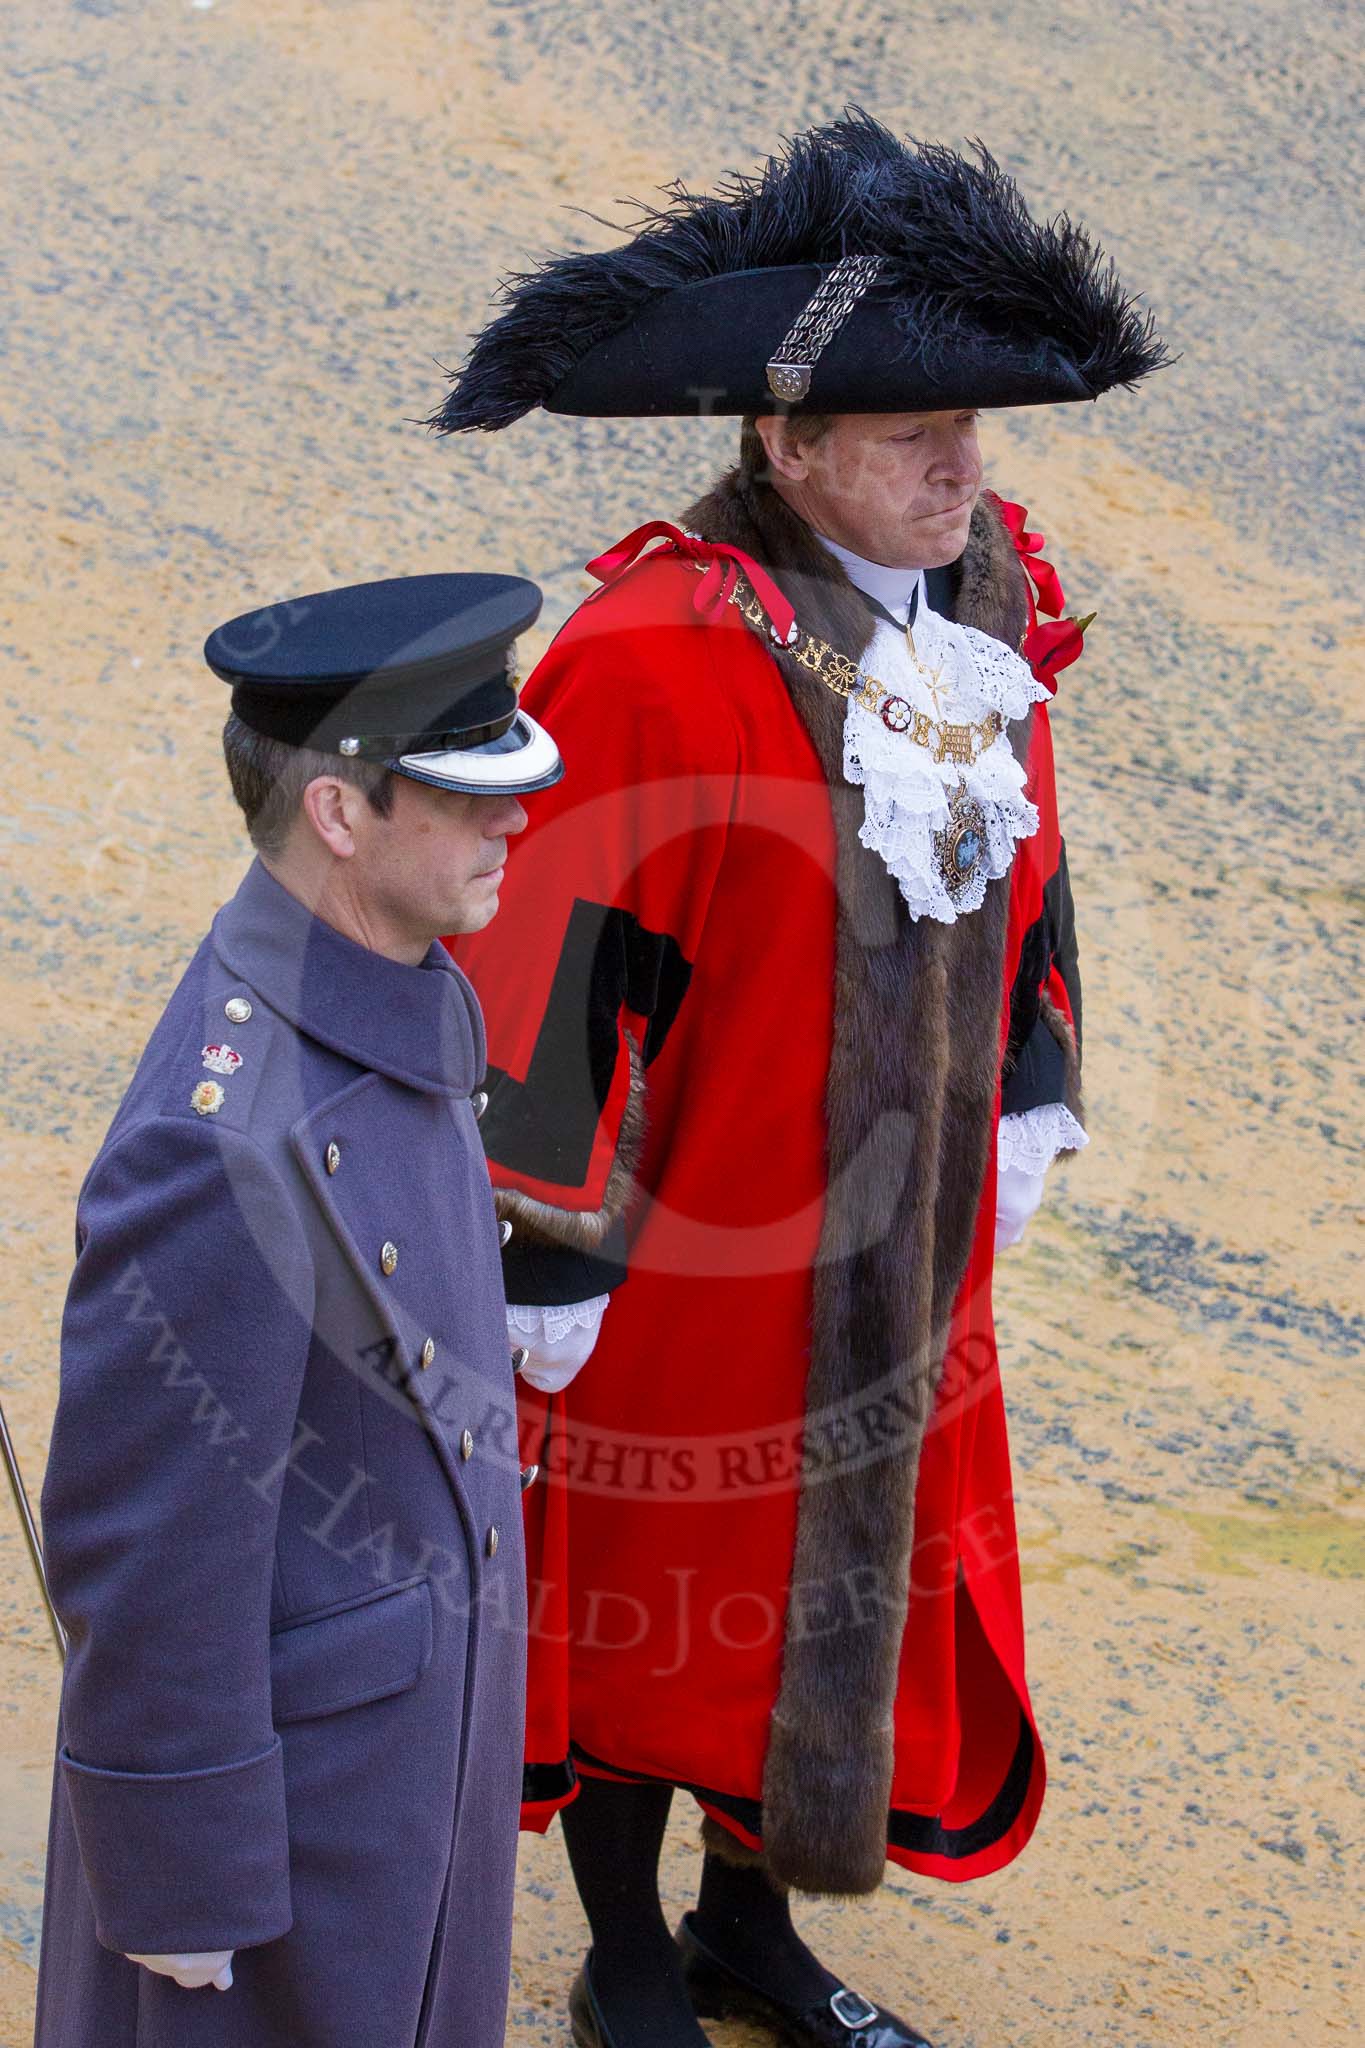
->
726, 580, 1005, 767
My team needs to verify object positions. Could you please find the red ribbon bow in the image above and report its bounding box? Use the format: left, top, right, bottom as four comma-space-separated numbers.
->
990, 493, 1091, 693
585, 520, 797, 646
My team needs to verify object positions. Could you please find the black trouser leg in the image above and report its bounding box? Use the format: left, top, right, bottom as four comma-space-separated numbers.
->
692, 1851, 842, 2006
560, 1774, 707, 2041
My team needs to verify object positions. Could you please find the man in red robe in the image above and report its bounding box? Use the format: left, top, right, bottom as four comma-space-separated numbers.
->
432, 114, 1166, 2048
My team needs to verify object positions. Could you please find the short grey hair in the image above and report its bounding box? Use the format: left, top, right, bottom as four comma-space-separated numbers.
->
222, 711, 396, 859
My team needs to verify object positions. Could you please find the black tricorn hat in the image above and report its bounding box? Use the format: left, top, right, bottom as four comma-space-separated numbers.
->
428, 112, 1170, 428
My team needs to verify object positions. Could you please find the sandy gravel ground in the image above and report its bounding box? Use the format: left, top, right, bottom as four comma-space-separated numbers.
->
2, 2, 1361, 2043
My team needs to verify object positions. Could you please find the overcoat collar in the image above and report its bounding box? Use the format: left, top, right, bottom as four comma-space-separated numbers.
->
212, 858, 485, 1096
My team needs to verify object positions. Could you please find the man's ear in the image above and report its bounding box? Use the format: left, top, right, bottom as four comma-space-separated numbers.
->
753, 414, 810, 483
299, 775, 362, 860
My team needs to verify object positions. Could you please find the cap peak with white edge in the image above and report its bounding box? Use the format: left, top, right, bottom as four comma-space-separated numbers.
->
399, 710, 562, 797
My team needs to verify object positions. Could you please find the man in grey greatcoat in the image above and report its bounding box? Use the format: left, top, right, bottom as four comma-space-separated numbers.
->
33, 571, 563, 2048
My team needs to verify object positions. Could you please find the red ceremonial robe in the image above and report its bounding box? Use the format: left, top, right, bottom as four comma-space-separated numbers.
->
453, 479, 1083, 1888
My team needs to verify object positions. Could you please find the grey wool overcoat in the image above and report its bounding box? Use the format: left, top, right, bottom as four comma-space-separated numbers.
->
34, 857, 527, 2048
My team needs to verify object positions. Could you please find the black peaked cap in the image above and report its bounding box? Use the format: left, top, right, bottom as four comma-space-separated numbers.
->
205, 573, 562, 796
428, 111, 1170, 428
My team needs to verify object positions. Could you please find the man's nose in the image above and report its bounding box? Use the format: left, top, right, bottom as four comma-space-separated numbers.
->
490, 796, 528, 838
932, 437, 981, 483
929, 428, 982, 479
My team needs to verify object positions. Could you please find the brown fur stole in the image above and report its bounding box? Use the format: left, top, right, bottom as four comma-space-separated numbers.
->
682, 471, 1030, 1894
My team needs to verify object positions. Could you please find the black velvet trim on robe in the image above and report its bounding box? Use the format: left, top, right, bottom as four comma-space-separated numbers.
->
567, 1714, 1034, 1868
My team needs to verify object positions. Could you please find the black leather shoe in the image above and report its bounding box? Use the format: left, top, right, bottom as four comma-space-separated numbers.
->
568, 1954, 619, 2048
676, 1912, 937, 2048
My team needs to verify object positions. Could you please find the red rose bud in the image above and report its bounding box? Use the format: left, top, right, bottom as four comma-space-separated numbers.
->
1022, 612, 1095, 691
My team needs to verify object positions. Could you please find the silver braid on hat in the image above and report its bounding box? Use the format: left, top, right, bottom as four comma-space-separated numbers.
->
765, 254, 886, 403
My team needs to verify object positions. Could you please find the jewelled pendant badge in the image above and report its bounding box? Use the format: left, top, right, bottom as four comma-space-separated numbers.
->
937, 783, 989, 894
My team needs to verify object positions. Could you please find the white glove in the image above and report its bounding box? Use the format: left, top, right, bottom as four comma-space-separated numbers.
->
994, 1161, 1046, 1251
126, 1951, 235, 1991
508, 1297, 609, 1393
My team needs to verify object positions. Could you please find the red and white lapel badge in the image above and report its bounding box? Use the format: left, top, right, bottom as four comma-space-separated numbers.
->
201, 1043, 243, 1076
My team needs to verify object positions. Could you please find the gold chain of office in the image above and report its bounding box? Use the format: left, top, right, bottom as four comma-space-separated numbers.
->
715, 570, 1007, 768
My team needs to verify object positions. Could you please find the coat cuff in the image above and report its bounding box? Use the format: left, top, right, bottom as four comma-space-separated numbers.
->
1000, 996, 1084, 1129
500, 1226, 628, 1304
60, 1737, 292, 1955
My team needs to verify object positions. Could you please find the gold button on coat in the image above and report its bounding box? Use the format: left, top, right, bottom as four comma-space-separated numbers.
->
498, 1220, 513, 1248
419, 1338, 435, 1370
380, 1241, 398, 1276
460, 1429, 474, 1461
224, 997, 252, 1024
471, 1090, 489, 1120
486, 1526, 499, 1558
325, 1142, 341, 1176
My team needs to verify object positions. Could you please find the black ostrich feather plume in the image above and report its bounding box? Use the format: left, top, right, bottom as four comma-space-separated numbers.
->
429, 111, 1169, 432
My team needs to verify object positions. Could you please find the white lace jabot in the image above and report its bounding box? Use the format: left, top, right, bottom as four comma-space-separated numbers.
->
816, 536, 1048, 925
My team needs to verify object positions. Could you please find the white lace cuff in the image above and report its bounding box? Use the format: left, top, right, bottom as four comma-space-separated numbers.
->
997, 1102, 1088, 1176
506, 1296, 611, 1345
